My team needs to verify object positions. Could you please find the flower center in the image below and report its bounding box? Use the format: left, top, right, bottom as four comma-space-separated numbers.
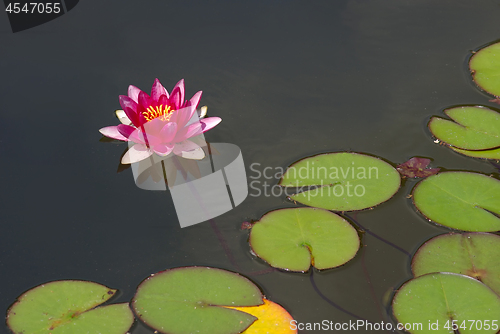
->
143, 105, 173, 122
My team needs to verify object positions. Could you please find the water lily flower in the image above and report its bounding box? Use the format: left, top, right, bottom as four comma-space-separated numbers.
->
99, 79, 221, 163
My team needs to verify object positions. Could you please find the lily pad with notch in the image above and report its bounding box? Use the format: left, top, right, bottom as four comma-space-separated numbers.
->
412, 232, 500, 296
132, 267, 264, 334
392, 272, 500, 334
6, 280, 133, 334
249, 208, 360, 272
428, 106, 500, 150
469, 41, 500, 98
279, 152, 401, 211
412, 171, 500, 232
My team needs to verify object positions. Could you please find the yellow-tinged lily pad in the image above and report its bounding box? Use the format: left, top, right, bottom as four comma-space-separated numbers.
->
6, 280, 133, 334
249, 208, 360, 272
225, 299, 297, 334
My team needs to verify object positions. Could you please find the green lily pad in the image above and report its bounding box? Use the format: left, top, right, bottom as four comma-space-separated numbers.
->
451, 146, 500, 159
132, 267, 263, 334
393, 273, 500, 334
412, 233, 500, 296
249, 208, 360, 272
469, 41, 500, 97
428, 106, 500, 150
6, 280, 133, 334
279, 152, 400, 211
412, 172, 500, 232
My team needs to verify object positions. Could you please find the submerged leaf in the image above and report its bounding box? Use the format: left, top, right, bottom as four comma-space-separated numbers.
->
393, 273, 500, 334
132, 267, 263, 334
249, 208, 360, 272
280, 152, 400, 211
412, 233, 500, 295
470, 41, 500, 97
6, 280, 133, 334
412, 172, 500, 232
428, 106, 500, 150
397, 157, 440, 178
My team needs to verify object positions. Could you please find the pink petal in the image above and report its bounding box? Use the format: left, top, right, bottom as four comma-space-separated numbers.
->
128, 85, 141, 103
187, 91, 202, 109
138, 91, 155, 109
129, 127, 162, 145
152, 143, 175, 156
160, 122, 178, 143
175, 105, 197, 129
121, 144, 153, 164
142, 117, 165, 136
171, 79, 185, 107
158, 94, 168, 107
169, 87, 182, 110
174, 122, 203, 142
119, 95, 141, 127
117, 124, 136, 138
99, 126, 129, 141
200, 117, 222, 133
151, 78, 168, 101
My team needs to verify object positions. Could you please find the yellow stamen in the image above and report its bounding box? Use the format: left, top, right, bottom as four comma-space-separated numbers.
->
143, 105, 173, 122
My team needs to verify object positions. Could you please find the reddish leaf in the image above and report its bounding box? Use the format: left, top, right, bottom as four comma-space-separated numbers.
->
397, 157, 440, 178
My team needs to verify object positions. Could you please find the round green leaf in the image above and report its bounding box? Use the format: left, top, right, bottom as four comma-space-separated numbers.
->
413, 172, 500, 232
451, 146, 500, 159
412, 233, 500, 296
249, 208, 360, 272
470, 41, 500, 97
6, 280, 133, 334
393, 273, 500, 334
429, 106, 500, 150
279, 152, 401, 211
132, 267, 263, 334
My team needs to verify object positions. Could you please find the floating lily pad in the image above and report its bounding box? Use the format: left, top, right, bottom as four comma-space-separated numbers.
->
428, 106, 500, 150
412, 233, 500, 296
412, 172, 500, 232
249, 208, 360, 272
6, 280, 133, 334
225, 299, 297, 334
451, 146, 500, 159
132, 267, 263, 334
279, 152, 400, 211
393, 273, 500, 334
469, 41, 500, 97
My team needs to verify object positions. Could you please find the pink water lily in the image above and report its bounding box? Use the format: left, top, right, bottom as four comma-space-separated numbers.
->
99, 79, 221, 163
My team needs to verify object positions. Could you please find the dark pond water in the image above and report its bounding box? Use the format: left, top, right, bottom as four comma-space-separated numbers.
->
1, 1, 500, 333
